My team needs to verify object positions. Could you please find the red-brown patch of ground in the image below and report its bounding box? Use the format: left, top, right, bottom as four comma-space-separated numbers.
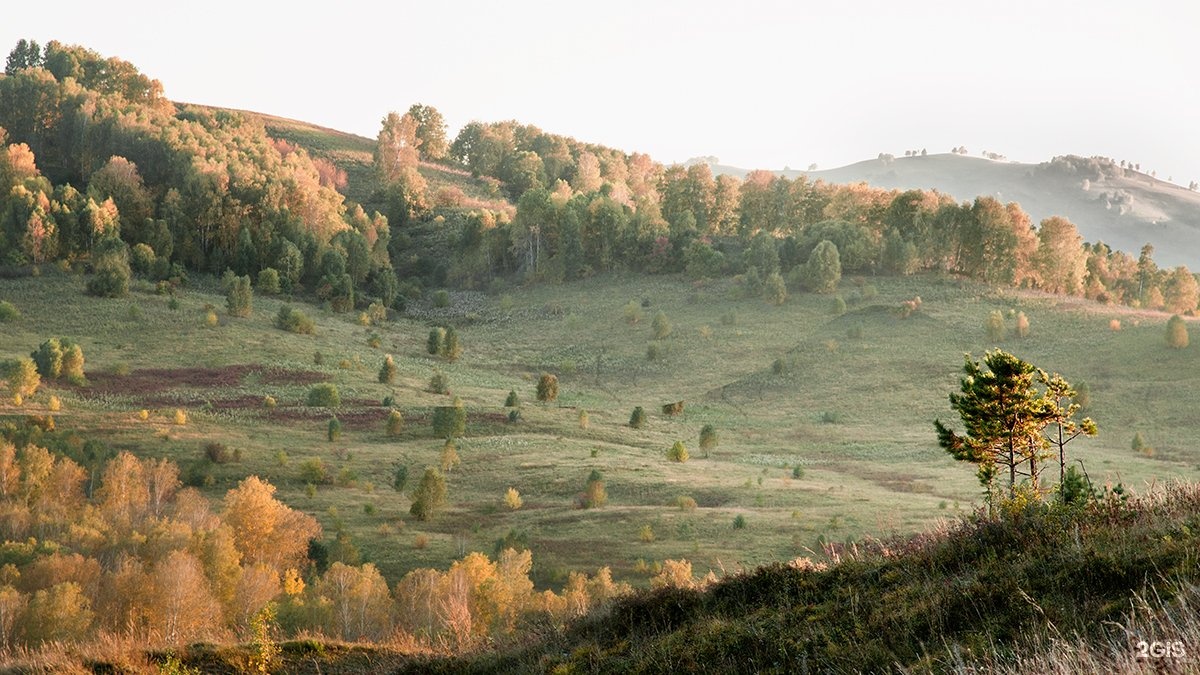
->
72, 365, 329, 404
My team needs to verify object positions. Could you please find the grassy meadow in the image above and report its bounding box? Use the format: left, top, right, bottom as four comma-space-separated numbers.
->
1, 269, 1197, 589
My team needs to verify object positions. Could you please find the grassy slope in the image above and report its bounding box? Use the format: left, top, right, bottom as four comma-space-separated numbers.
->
712, 154, 1200, 269
1, 270, 1197, 593
410, 484, 1200, 674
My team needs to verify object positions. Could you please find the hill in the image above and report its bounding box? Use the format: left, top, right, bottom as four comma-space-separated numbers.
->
708, 154, 1200, 269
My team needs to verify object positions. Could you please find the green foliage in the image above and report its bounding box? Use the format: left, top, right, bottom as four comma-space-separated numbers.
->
1, 357, 40, 399
802, 240, 841, 293
432, 289, 451, 308
327, 417, 341, 442
0, 300, 20, 322
536, 372, 559, 402
274, 306, 314, 334
763, 271, 787, 305
378, 354, 397, 384
392, 464, 409, 492
31, 338, 64, 379
427, 327, 445, 355
651, 310, 672, 339
629, 406, 647, 429
1166, 315, 1189, 349
441, 325, 462, 361
428, 370, 449, 395
247, 603, 281, 674
831, 295, 847, 316
226, 274, 253, 317
583, 470, 607, 508
505, 390, 519, 407
410, 467, 448, 521
699, 424, 718, 452
87, 237, 132, 298
299, 458, 331, 484
732, 514, 747, 529
306, 383, 340, 407
667, 440, 689, 463
257, 267, 281, 295
623, 300, 643, 325
431, 397, 466, 438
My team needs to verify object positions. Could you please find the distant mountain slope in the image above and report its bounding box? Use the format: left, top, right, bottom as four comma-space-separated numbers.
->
711, 154, 1200, 268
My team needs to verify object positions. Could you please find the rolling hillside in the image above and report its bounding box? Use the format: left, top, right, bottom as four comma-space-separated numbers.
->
710, 154, 1200, 268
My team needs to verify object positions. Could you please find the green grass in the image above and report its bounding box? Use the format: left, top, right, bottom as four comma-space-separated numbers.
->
2, 270, 1198, 590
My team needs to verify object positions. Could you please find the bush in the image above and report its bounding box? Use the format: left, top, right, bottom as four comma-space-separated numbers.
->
699, 424, 718, 453
676, 496, 698, 511
629, 406, 647, 429
226, 274, 253, 317
536, 373, 559, 402
831, 296, 847, 316
205, 309, 219, 327
578, 409, 590, 429
47, 395, 61, 412
427, 327, 445, 355
87, 237, 132, 297
0, 301, 19, 322
257, 268, 281, 295
662, 401, 684, 416
504, 390, 519, 407
646, 343, 662, 361
508, 409, 521, 423
1, 358, 40, 399
263, 395, 277, 409
639, 524, 655, 543
1109, 319, 1121, 331
441, 326, 462, 361
623, 301, 643, 325
440, 439, 460, 472
205, 442, 234, 464
1166, 314, 1189, 348
504, 487, 523, 510
307, 383, 341, 407
667, 440, 689, 463
327, 417, 342, 442
31, 339, 64, 379
431, 398, 466, 438
432, 290, 451, 307
1015, 311, 1030, 338
764, 272, 787, 305
802, 240, 841, 293
173, 409, 188, 425
986, 310, 1006, 341
410, 468, 448, 521
275, 306, 314, 334
427, 371, 449, 395
583, 471, 607, 508
299, 458, 331, 484
651, 311, 672, 339
733, 514, 747, 529
392, 465, 409, 492
378, 354, 397, 384
386, 409, 404, 436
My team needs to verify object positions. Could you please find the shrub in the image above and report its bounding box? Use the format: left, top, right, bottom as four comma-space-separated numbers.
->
441, 326, 462, 361
431, 398, 466, 438
505, 390, 519, 407
392, 465, 409, 492
536, 373, 559, 402
733, 514, 747, 529
676, 496, 698, 511
699, 424, 718, 453
583, 472, 607, 509
300, 458, 331, 484
378, 354, 397, 384
629, 406, 647, 429
87, 237, 132, 297
440, 439, 460, 472
1109, 318, 1121, 331
1015, 311, 1030, 338
226, 274, 253, 317
61, 344, 85, 385
173, 409, 188, 425
427, 327, 445, 355
764, 271, 787, 305
831, 295, 847, 316
623, 301, 643, 324
0, 301, 19, 322
507, 409, 521, 423
651, 311, 672, 339
47, 395, 61, 412
803, 240, 841, 293
263, 395, 277, 409
205, 309, 219, 327
662, 401, 684, 416
306, 383, 341, 407
772, 358, 786, 374
386, 409, 405, 436
432, 289, 451, 307
257, 268, 281, 295
413, 533, 429, 549
275, 306, 314, 334
1, 358, 40, 399
327, 417, 342, 442
646, 343, 662, 361
138, 409, 149, 421
504, 487, 523, 510
205, 442, 234, 464
410, 468, 448, 521
985, 310, 1006, 341
792, 465, 805, 479
578, 409, 589, 429
1166, 314, 1189, 348
668, 440, 689, 463
820, 411, 841, 424
31, 339, 64, 379
639, 524, 655, 543
427, 371, 449, 395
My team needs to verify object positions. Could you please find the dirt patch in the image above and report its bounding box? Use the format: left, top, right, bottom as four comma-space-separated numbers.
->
73, 365, 329, 403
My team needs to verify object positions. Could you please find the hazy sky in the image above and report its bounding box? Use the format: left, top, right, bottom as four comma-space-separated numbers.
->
4, 1, 1198, 182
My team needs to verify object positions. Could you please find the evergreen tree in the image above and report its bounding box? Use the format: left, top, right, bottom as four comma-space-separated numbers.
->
629, 406, 647, 429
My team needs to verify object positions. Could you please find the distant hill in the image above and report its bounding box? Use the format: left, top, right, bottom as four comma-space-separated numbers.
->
709, 154, 1200, 268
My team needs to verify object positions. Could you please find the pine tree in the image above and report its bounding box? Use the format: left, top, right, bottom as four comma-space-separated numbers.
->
629, 406, 647, 429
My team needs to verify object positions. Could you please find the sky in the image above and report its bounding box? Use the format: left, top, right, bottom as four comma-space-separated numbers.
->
4, 0, 1199, 183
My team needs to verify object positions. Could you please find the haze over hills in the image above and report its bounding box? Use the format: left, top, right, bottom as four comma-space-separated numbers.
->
707, 154, 1200, 269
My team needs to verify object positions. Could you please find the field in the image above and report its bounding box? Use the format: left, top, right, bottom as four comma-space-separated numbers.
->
1, 269, 1197, 589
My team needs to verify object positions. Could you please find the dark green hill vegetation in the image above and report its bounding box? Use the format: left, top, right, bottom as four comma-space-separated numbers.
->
407, 484, 1200, 673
